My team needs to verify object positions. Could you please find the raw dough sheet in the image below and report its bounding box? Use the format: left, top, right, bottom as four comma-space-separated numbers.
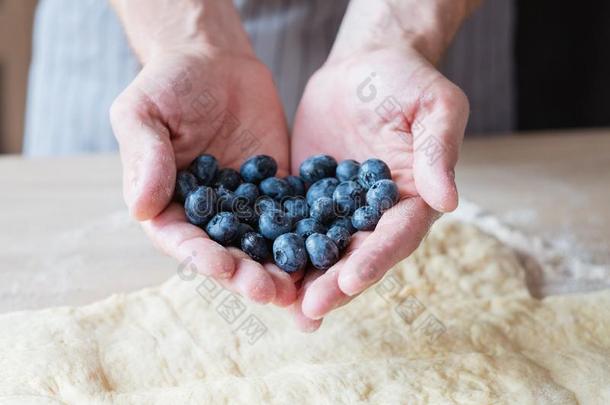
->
0, 220, 608, 404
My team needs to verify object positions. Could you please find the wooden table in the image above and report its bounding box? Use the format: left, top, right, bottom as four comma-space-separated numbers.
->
457, 129, 610, 266
1, 129, 609, 313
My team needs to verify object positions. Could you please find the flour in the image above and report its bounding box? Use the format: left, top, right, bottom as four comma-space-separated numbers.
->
447, 199, 610, 296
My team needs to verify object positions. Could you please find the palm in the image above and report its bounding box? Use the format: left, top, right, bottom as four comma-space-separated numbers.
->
133, 53, 289, 170
293, 48, 450, 192
290, 48, 469, 329
112, 52, 295, 307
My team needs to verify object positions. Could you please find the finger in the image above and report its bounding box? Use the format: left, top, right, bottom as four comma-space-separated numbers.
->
301, 268, 347, 320
412, 81, 469, 212
142, 203, 236, 279
227, 247, 295, 307
110, 77, 175, 221
338, 197, 439, 296
289, 268, 306, 284
304, 281, 357, 320
221, 249, 276, 304
263, 263, 299, 307
299, 232, 368, 319
291, 270, 325, 333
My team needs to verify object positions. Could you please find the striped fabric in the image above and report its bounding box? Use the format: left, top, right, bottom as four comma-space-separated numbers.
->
23, 0, 512, 156
235, 0, 348, 126
23, 0, 139, 155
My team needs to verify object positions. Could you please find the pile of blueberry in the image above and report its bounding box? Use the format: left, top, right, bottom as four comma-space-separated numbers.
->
175, 154, 399, 273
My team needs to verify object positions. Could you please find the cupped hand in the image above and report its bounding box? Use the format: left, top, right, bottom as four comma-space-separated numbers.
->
290, 46, 470, 331
110, 49, 297, 306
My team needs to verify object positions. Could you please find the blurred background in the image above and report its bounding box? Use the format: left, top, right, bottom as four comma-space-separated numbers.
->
0, 0, 609, 154
0, 0, 37, 153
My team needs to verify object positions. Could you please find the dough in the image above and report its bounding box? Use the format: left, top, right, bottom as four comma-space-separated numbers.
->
0, 221, 608, 404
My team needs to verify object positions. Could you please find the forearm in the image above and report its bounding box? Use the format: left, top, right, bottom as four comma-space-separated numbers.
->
109, 0, 253, 63
329, 0, 482, 65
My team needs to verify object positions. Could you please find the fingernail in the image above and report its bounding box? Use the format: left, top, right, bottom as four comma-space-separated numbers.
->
296, 314, 323, 333
299, 321, 322, 333
216, 268, 234, 279
301, 297, 325, 320
338, 271, 360, 296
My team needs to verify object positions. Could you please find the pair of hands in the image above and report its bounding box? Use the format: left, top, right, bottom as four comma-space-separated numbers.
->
110, 42, 469, 331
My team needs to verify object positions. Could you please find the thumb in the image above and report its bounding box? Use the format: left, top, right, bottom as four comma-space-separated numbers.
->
110, 85, 176, 221
412, 83, 469, 213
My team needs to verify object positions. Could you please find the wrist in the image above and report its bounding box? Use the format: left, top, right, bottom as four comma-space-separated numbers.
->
328, 0, 478, 65
111, 0, 254, 64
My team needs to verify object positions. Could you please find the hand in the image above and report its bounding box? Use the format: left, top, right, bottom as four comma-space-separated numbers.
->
290, 45, 469, 331
110, 49, 298, 306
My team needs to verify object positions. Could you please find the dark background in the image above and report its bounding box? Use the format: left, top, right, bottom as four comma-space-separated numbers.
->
516, 1, 610, 130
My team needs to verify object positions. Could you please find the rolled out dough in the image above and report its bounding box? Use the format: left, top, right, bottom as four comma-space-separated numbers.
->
0, 221, 608, 404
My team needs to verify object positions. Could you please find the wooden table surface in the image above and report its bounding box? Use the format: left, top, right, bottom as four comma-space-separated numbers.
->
457, 129, 610, 266
1, 129, 609, 313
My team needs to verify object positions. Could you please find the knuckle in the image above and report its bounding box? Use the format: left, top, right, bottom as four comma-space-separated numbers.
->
110, 87, 150, 124
436, 83, 470, 116
247, 59, 275, 85
109, 95, 130, 126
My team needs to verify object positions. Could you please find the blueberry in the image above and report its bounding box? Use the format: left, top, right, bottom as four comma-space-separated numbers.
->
309, 196, 336, 224
175, 170, 199, 202
215, 186, 236, 212
332, 180, 365, 216
336, 159, 360, 182
330, 217, 357, 235
285, 176, 306, 197
241, 232, 270, 262
240, 155, 277, 183
233, 201, 259, 227
259, 209, 292, 240
184, 186, 217, 226
358, 158, 391, 189
366, 179, 399, 212
205, 212, 240, 246
305, 233, 340, 270
259, 177, 293, 201
352, 206, 382, 231
214, 168, 242, 191
327, 226, 351, 251
234, 183, 259, 206
283, 197, 309, 223
295, 218, 328, 239
272, 233, 307, 273
254, 196, 280, 215
190, 154, 218, 185
299, 154, 337, 183
306, 177, 339, 206
234, 223, 255, 246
